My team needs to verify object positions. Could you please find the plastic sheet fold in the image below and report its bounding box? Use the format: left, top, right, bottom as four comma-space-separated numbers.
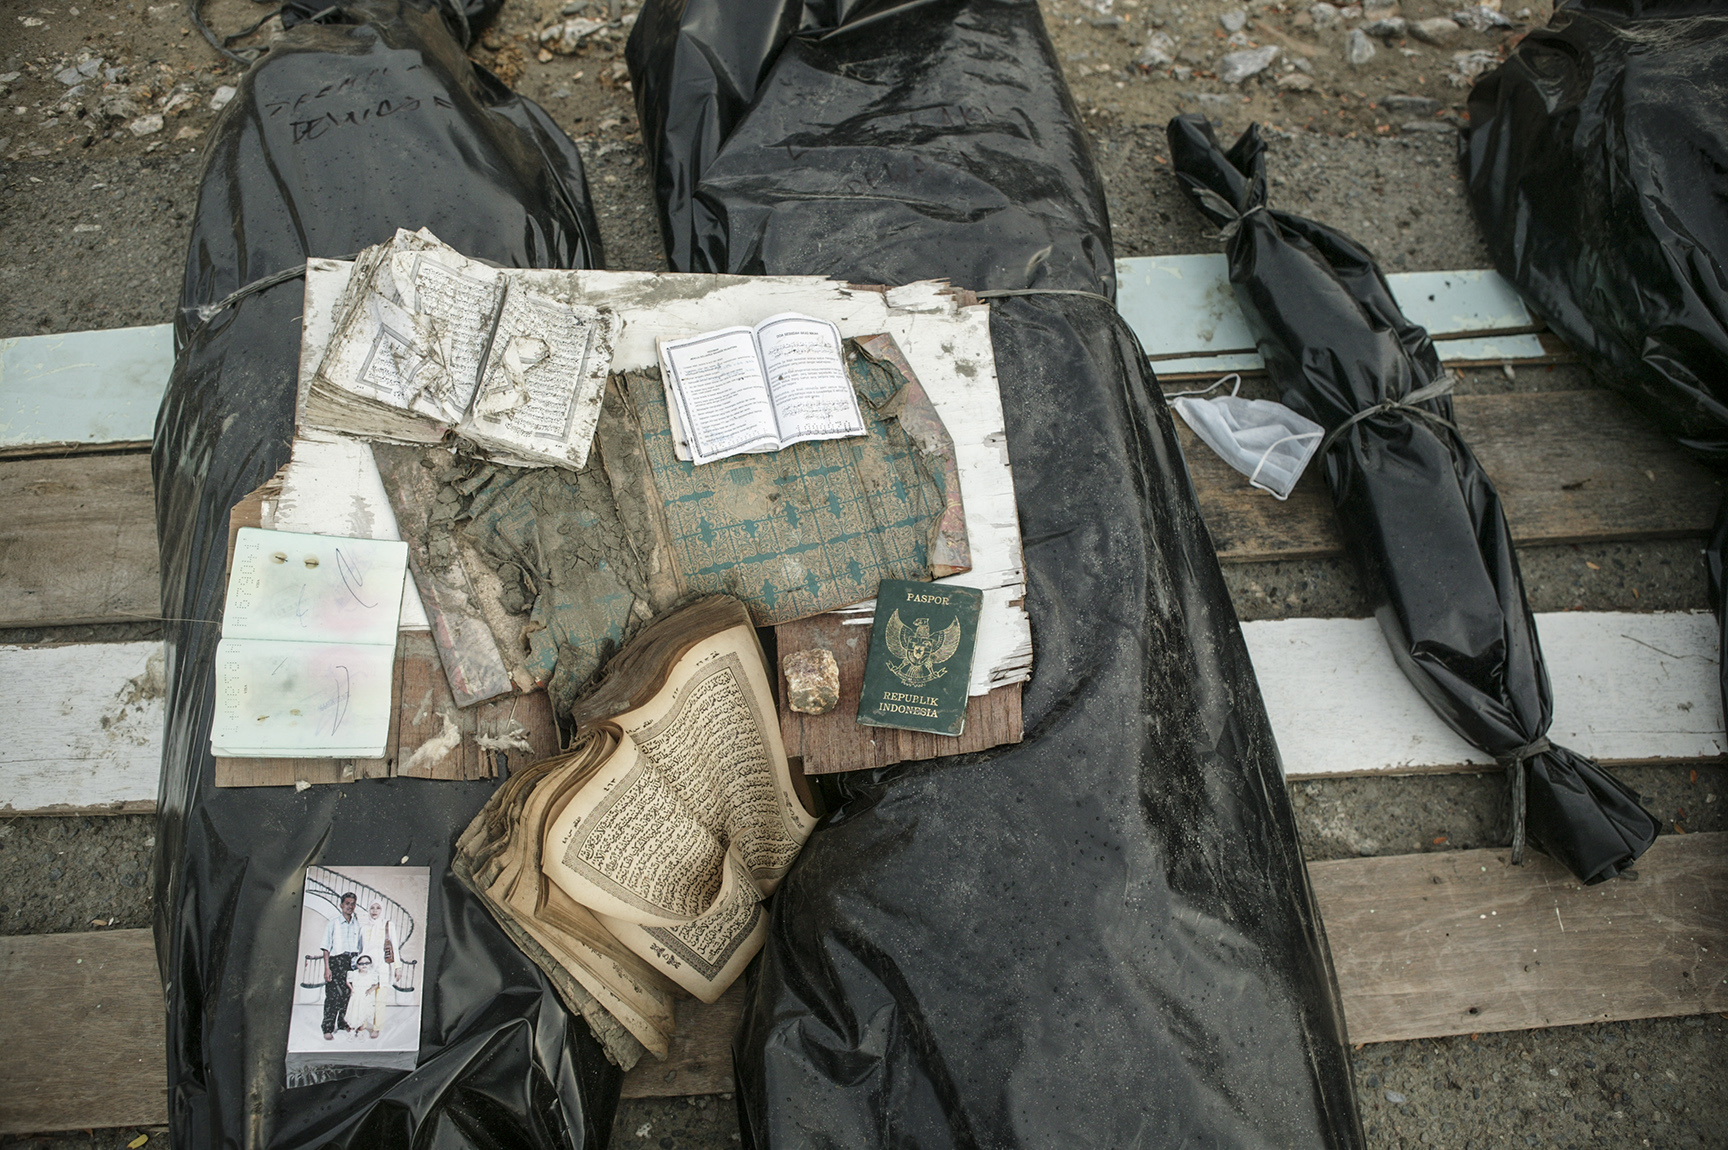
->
152, 2, 613, 1145
629, 2, 1362, 1145
1168, 113, 1658, 887
1461, 0, 1728, 722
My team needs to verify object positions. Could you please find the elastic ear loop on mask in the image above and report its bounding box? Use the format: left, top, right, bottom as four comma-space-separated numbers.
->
1164, 372, 1243, 400
1246, 430, 1322, 501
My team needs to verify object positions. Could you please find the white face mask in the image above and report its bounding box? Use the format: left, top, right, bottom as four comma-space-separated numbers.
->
1168, 375, 1323, 501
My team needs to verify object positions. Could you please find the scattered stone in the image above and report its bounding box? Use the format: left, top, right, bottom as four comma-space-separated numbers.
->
1400, 119, 1457, 134
1339, 5, 1363, 19
1172, 64, 1193, 80
1219, 8, 1248, 32
1385, 1090, 1408, 1104
783, 649, 840, 716
1347, 28, 1377, 66
559, 0, 589, 11
1310, 2, 1341, 29
174, 124, 200, 140
128, 113, 163, 136
538, 17, 606, 55
1410, 16, 1463, 46
1218, 44, 1278, 84
1446, 48, 1499, 86
1277, 71, 1315, 91
0, 72, 20, 84
1362, 0, 1399, 14
209, 84, 236, 111
1361, 16, 1406, 37
1382, 93, 1440, 116
1451, 5, 1513, 31
1135, 31, 1176, 70
1290, 55, 1314, 73
162, 85, 198, 115
55, 58, 102, 86
1224, 29, 1251, 48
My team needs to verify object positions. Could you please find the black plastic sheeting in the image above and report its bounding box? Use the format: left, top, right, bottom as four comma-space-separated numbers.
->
629, 3, 1362, 1145
152, 2, 616, 1145
1168, 114, 1659, 887
1461, 0, 1728, 722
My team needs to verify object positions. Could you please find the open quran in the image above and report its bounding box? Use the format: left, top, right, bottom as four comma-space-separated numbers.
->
454, 595, 818, 1067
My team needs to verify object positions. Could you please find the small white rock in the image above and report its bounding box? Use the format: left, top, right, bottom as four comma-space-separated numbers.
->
128, 113, 164, 136
209, 84, 236, 111
1410, 16, 1462, 45
1347, 28, 1377, 65
1218, 44, 1279, 84
1219, 8, 1248, 32
1310, 2, 1341, 28
1135, 31, 1176, 69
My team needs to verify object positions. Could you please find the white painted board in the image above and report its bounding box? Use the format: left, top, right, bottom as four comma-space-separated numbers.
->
0, 324, 174, 451
1244, 611, 1725, 777
1116, 255, 1547, 375
0, 642, 164, 813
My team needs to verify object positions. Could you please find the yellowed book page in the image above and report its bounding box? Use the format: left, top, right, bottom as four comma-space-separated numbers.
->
598, 848, 769, 1004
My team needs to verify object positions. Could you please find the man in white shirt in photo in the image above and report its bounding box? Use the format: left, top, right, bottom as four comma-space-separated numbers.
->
320, 892, 364, 1040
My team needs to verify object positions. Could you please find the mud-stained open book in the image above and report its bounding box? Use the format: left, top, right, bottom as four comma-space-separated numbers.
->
454, 595, 818, 1067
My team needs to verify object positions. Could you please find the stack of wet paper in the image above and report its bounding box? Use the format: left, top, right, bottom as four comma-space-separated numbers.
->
453, 596, 819, 1068
304, 228, 616, 470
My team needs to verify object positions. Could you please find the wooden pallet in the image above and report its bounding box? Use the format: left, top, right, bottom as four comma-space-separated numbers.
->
5, 833, 1721, 1135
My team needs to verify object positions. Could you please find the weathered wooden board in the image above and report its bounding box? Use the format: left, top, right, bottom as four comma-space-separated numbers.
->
10, 835, 1721, 1130
1117, 257, 1551, 375
0, 930, 166, 1134
0, 452, 160, 628
1182, 389, 1724, 563
0, 641, 164, 815
1247, 611, 1725, 778
1313, 833, 1728, 1044
0, 324, 173, 457
776, 613, 1023, 774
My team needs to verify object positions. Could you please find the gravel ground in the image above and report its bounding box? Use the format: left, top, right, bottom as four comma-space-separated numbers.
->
2, 0, 1723, 1146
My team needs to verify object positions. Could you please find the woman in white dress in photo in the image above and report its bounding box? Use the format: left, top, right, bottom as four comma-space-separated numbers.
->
344, 954, 385, 1038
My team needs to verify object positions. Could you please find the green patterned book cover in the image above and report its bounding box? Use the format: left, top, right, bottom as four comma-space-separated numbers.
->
856, 579, 983, 737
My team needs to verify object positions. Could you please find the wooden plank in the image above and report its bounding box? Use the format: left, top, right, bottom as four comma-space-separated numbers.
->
1247, 611, 1725, 778
1183, 389, 1724, 563
0, 930, 166, 1134
0, 452, 160, 628
620, 981, 746, 1099
0, 642, 164, 815
11, 836, 1722, 1128
0, 324, 173, 457
776, 613, 1023, 774
1311, 833, 1728, 1044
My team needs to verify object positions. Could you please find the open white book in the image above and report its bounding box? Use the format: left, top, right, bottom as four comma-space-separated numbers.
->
656, 313, 867, 465
307, 229, 616, 470
211, 528, 407, 758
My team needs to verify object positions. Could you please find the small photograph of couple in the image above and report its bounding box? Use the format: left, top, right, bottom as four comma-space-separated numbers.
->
286, 864, 429, 1082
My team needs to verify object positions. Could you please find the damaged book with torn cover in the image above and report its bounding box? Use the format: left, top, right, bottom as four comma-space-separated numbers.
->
454, 596, 819, 1066
306, 229, 615, 470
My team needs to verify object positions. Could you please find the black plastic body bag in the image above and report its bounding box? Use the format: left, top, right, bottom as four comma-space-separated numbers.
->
628, 3, 1362, 1145
152, 3, 618, 1145
1460, 0, 1728, 725
1167, 115, 1658, 887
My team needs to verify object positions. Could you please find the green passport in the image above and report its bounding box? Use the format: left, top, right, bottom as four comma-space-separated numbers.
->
856, 579, 983, 737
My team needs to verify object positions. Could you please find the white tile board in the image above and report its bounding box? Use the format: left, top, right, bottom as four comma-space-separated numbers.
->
1116, 255, 1547, 373
1244, 611, 1724, 777
0, 325, 174, 451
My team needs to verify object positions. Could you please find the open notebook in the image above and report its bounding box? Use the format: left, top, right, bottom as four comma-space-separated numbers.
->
211, 528, 408, 758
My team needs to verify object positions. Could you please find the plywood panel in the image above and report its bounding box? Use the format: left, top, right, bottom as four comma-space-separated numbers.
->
0, 452, 160, 628
0, 930, 166, 1134
1183, 390, 1723, 563
0, 641, 164, 815
1311, 833, 1728, 1044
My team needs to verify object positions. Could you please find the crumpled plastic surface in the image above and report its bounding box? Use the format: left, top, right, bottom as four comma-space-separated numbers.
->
151, 2, 614, 1146
629, 3, 1362, 1145
1461, 0, 1728, 721
1169, 114, 1659, 886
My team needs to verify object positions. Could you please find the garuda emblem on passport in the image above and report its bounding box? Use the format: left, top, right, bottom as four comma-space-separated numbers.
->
884, 610, 963, 687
